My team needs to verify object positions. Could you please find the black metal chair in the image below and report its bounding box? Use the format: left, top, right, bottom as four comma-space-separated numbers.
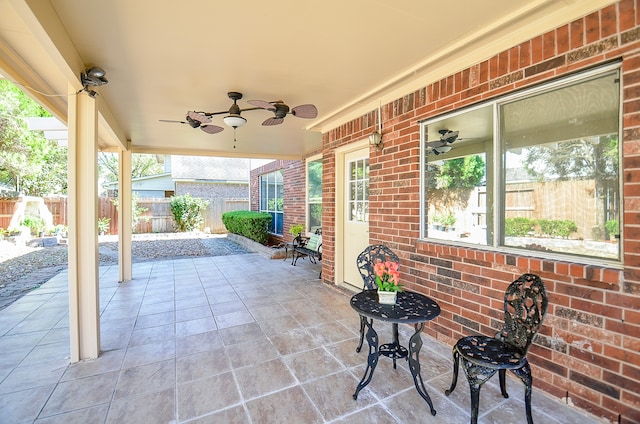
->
355, 245, 400, 353
445, 273, 548, 424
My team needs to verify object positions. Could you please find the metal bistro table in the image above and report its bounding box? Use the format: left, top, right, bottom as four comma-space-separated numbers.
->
350, 289, 441, 416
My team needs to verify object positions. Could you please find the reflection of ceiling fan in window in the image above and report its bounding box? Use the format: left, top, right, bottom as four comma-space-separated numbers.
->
427, 130, 459, 155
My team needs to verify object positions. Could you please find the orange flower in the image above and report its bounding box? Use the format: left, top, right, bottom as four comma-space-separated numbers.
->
374, 261, 402, 292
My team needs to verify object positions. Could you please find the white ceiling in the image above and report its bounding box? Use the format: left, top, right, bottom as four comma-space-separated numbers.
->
0, 0, 614, 159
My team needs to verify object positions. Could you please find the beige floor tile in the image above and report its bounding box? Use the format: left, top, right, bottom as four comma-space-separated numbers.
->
176, 347, 230, 383
41, 371, 118, 416
106, 388, 175, 424
175, 329, 223, 357
114, 358, 175, 399
284, 347, 344, 383
177, 371, 240, 421
34, 404, 109, 424
331, 404, 401, 423
245, 386, 324, 424
234, 358, 296, 400
186, 404, 251, 424
0, 384, 55, 423
303, 370, 376, 421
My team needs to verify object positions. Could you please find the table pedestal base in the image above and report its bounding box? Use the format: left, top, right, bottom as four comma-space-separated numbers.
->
352, 319, 436, 416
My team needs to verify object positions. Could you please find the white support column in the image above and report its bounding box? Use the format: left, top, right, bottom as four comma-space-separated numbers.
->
118, 148, 133, 282
67, 86, 100, 362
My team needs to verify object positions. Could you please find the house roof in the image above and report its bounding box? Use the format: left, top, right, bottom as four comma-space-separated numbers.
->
171, 156, 250, 182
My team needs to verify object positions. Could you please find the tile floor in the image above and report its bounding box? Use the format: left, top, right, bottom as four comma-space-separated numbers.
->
0, 253, 604, 423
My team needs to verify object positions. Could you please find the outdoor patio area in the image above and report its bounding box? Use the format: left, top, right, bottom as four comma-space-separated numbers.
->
0, 252, 603, 423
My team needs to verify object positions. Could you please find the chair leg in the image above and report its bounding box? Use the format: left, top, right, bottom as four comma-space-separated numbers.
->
511, 361, 534, 424
356, 315, 366, 352
499, 369, 509, 398
469, 383, 481, 424
460, 358, 497, 424
445, 347, 460, 396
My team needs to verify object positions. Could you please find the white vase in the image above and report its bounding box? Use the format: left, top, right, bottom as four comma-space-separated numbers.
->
377, 290, 397, 305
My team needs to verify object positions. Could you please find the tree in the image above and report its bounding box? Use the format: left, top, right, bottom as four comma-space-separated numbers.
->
433, 155, 485, 189
523, 136, 618, 182
0, 79, 67, 196
98, 152, 163, 184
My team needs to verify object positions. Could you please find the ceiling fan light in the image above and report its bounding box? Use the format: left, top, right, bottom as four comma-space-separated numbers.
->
434, 145, 452, 153
223, 114, 247, 128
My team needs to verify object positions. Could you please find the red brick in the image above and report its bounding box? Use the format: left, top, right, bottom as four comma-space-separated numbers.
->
619, 0, 636, 31
570, 18, 585, 50
586, 11, 601, 44
600, 4, 618, 38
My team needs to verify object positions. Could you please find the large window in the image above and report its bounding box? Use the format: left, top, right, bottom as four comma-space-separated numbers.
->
307, 157, 322, 233
260, 170, 284, 235
422, 65, 621, 261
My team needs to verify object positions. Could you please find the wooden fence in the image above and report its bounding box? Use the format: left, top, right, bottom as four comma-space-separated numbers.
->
0, 196, 249, 234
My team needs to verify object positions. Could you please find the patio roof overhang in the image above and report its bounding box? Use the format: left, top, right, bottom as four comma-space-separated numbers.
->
0, 0, 615, 160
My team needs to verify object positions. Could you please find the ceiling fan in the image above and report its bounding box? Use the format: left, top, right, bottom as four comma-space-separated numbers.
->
247, 99, 318, 126
159, 91, 317, 133
427, 129, 459, 155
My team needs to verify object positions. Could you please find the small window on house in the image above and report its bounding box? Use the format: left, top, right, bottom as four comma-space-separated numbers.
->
422, 64, 621, 262
260, 170, 284, 235
307, 158, 322, 233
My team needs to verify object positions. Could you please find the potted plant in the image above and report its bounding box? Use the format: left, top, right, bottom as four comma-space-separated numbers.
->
443, 212, 456, 232
374, 260, 402, 304
21, 215, 45, 237
289, 223, 305, 237
605, 219, 619, 241
98, 217, 111, 235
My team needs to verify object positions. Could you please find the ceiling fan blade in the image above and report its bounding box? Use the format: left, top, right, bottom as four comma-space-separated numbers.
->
291, 104, 318, 119
248, 100, 276, 110
188, 111, 211, 123
159, 119, 187, 124
262, 117, 284, 126
200, 124, 224, 134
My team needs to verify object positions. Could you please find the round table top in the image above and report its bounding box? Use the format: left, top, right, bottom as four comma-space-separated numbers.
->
350, 290, 441, 324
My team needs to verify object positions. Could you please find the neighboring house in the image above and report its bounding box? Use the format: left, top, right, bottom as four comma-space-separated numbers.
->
103, 155, 250, 200
248, 5, 640, 422
171, 156, 250, 200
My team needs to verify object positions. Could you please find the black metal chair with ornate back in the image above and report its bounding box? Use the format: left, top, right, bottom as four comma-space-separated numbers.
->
355, 245, 400, 353
445, 273, 548, 424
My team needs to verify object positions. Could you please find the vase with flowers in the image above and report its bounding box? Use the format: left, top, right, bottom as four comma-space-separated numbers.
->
374, 260, 402, 305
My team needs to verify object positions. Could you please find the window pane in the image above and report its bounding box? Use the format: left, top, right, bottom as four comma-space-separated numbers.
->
500, 71, 620, 260
307, 159, 322, 233
427, 153, 488, 244
259, 170, 284, 235
348, 157, 369, 223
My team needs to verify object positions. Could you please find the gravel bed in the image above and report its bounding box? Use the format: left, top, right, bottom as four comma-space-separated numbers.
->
0, 234, 249, 310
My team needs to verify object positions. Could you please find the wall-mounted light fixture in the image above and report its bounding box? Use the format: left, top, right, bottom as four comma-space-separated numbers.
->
369, 102, 383, 150
369, 131, 382, 148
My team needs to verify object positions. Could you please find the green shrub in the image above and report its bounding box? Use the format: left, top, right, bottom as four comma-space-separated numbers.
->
170, 194, 210, 232
537, 219, 577, 238
605, 219, 619, 236
504, 217, 535, 237
222, 210, 271, 244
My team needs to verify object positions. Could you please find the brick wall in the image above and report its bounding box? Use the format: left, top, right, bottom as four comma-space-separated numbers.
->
249, 159, 305, 242
321, 2, 640, 422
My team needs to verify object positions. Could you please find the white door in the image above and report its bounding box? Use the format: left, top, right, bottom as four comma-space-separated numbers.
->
342, 148, 370, 290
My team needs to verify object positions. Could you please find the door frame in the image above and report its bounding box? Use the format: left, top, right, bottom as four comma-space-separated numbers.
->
335, 139, 369, 292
